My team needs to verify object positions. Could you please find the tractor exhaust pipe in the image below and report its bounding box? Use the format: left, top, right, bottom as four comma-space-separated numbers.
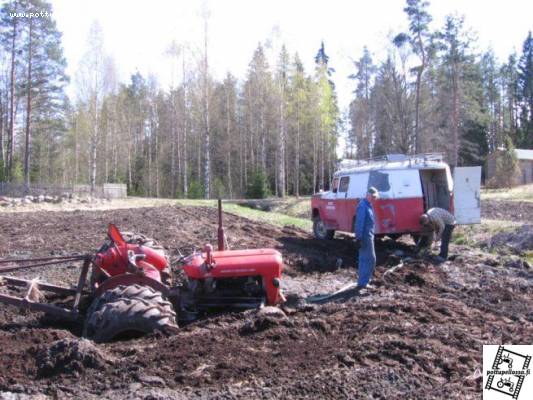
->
217, 198, 225, 251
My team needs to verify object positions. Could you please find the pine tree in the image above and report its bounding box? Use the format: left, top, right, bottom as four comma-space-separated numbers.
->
436, 15, 475, 167
0, 0, 23, 181
287, 53, 308, 197
314, 41, 338, 191
374, 51, 413, 155
480, 49, 502, 152
22, 0, 68, 190
0, 0, 68, 188
349, 46, 376, 158
315, 41, 329, 66
500, 54, 520, 142
517, 31, 533, 147
394, 0, 433, 153
491, 136, 520, 188
243, 43, 273, 178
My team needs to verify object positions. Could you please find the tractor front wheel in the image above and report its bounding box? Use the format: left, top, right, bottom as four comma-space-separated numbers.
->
83, 285, 177, 342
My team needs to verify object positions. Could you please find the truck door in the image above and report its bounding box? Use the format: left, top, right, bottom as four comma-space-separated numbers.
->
453, 166, 481, 224
388, 169, 425, 233
368, 170, 394, 235
345, 172, 369, 232
334, 176, 351, 230
320, 175, 348, 229
321, 177, 340, 226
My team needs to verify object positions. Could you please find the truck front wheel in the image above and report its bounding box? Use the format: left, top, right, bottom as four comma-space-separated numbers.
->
313, 218, 335, 240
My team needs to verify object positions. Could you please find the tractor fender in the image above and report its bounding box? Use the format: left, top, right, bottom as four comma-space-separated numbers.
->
95, 274, 169, 298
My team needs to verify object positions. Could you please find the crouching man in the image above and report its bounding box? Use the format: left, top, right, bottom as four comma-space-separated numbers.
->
416, 207, 456, 262
354, 187, 379, 288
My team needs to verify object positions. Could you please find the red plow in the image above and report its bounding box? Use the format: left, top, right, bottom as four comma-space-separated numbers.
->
0, 200, 285, 342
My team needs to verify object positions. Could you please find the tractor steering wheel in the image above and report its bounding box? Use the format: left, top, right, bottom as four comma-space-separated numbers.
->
127, 250, 146, 271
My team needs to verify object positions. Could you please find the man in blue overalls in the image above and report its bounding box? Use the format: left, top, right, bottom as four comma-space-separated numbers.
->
355, 187, 378, 288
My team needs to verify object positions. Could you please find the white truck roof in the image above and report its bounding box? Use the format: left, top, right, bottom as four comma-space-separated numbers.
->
334, 153, 449, 177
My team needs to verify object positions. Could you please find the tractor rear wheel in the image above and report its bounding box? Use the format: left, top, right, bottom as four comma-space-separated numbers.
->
83, 285, 177, 342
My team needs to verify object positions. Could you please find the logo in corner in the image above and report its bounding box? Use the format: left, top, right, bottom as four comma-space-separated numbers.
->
484, 345, 532, 399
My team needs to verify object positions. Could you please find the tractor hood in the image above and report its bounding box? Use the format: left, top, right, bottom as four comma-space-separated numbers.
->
182, 248, 284, 305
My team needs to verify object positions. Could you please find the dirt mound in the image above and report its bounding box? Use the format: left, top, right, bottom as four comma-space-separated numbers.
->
35, 338, 109, 377
240, 307, 289, 334
490, 224, 533, 252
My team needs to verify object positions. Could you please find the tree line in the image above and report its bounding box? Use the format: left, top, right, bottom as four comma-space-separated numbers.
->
0, 0, 67, 188
0, 0, 531, 199
347, 0, 532, 171
0, 0, 338, 198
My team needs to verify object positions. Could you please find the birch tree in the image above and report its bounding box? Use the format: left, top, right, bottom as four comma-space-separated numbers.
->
76, 21, 114, 193
200, 5, 211, 198
276, 45, 289, 197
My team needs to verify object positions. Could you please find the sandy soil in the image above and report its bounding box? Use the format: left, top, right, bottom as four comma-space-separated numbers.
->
0, 205, 531, 399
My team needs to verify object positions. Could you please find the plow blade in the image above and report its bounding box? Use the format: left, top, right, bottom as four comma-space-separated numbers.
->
0, 259, 90, 320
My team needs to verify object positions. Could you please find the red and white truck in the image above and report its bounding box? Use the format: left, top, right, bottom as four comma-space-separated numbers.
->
311, 153, 481, 240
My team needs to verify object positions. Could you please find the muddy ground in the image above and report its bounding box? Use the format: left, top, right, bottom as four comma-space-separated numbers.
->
481, 199, 533, 222
0, 205, 531, 399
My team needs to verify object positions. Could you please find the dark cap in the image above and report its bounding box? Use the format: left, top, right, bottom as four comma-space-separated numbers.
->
367, 187, 379, 198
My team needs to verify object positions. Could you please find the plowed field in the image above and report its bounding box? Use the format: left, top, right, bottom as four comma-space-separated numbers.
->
0, 206, 531, 399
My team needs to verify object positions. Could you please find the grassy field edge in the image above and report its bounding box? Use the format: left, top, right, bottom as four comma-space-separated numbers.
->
176, 199, 313, 231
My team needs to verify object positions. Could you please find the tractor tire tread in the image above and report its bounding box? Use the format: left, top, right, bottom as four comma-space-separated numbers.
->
85, 284, 165, 319
84, 296, 177, 342
83, 285, 177, 341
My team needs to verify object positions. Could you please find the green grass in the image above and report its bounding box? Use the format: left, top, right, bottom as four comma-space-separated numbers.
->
452, 219, 517, 248
274, 197, 311, 218
481, 183, 533, 202
451, 231, 469, 245
224, 204, 312, 230
253, 197, 311, 218
223, 197, 311, 218
173, 195, 530, 241
175, 199, 218, 207
175, 199, 312, 230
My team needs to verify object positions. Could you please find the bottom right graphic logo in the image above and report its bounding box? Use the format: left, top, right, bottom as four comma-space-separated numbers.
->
483, 345, 532, 399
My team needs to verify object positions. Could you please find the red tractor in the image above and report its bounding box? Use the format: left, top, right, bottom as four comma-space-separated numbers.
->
0, 201, 285, 342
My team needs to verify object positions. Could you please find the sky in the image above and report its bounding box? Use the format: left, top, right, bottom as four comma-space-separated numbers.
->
51, 0, 532, 112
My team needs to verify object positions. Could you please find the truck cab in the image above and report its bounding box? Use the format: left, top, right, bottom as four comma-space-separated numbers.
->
311, 153, 481, 240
